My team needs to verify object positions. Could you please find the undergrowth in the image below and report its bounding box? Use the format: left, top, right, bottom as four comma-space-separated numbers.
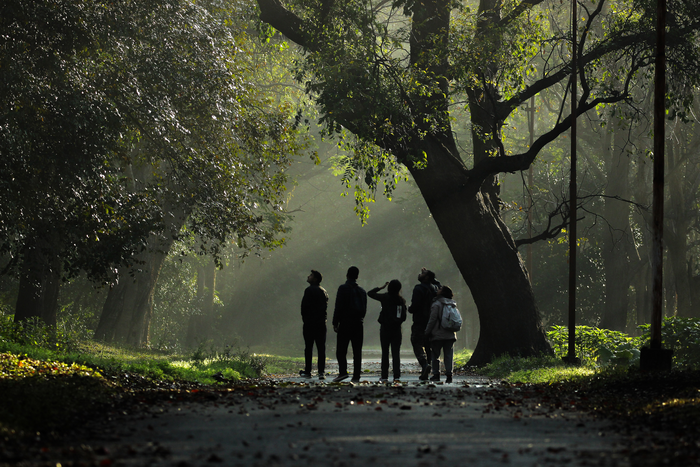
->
0, 317, 301, 436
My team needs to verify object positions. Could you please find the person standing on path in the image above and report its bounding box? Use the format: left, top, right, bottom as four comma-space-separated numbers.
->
368, 280, 407, 383
300, 270, 329, 380
424, 285, 457, 383
332, 266, 367, 382
408, 268, 440, 380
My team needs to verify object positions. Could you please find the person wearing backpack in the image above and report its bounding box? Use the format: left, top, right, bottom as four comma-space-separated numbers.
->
424, 285, 458, 383
408, 268, 441, 380
300, 270, 329, 380
368, 279, 407, 383
332, 266, 367, 383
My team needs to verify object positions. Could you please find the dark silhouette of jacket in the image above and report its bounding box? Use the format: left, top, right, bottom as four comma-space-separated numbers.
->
368, 288, 407, 328
408, 281, 439, 330
332, 280, 367, 329
301, 284, 328, 324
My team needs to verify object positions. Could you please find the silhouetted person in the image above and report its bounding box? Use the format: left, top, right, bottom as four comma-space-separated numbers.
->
332, 266, 367, 382
300, 270, 329, 379
368, 279, 407, 382
408, 267, 440, 380
425, 285, 457, 383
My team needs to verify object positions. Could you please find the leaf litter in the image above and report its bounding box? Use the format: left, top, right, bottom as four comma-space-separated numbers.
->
3, 363, 700, 466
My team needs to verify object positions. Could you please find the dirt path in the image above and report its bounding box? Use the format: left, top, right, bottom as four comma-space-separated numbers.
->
45, 362, 633, 467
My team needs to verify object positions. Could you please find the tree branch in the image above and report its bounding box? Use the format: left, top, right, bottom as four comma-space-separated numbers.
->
257, 0, 313, 49
499, 0, 547, 30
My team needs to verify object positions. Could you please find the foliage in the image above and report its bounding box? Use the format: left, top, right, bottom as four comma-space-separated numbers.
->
475, 323, 669, 382
0, 352, 101, 379
0, 315, 86, 353
0, 0, 309, 291
639, 317, 700, 368
548, 325, 642, 365
0, 352, 110, 435
0, 329, 279, 385
0, 336, 298, 434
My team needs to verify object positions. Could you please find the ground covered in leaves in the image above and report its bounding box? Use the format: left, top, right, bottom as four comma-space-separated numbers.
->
2, 355, 700, 466
479, 369, 700, 466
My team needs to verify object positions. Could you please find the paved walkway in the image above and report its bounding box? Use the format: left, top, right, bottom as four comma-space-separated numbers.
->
288, 356, 489, 385
67, 356, 632, 467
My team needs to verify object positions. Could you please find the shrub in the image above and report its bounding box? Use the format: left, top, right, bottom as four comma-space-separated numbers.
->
548, 325, 642, 366
638, 317, 700, 368
0, 316, 84, 353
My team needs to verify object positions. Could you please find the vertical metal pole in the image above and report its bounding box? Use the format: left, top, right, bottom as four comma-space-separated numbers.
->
527, 96, 535, 284
651, 0, 666, 349
566, 0, 578, 362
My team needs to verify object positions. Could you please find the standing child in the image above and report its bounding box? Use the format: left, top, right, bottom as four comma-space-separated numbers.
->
368, 280, 407, 383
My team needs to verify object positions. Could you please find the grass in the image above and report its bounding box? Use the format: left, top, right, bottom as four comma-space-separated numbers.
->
473, 354, 598, 383
454, 348, 473, 369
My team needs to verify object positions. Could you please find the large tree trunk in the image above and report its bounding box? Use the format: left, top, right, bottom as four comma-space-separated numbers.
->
409, 140, 552, 366
94, 204, 189, 346
14, 236, 62, 326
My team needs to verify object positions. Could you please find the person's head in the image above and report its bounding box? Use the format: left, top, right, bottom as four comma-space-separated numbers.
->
308, 270, 322, 284
387, 279, 402, 296
347, 266, 359, 281
419, 269, 436, 283
438, 285, 453, 299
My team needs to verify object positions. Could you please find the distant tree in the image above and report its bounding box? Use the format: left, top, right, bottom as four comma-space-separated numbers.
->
1, 0, 160, 325
89, 0, 308, 347
256, 0, 700, 364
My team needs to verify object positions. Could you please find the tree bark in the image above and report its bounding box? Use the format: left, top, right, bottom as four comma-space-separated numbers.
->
94, 204, 189, 347
600, 127, 634, 331
14, 235, 62, 327
408, 139, 551, 366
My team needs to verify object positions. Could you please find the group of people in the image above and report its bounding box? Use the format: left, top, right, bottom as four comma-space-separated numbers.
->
300, 266, 458, 383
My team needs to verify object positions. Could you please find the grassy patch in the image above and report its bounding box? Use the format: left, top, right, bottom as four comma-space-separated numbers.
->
454, 348, 473, 368
474, 354, 599, 383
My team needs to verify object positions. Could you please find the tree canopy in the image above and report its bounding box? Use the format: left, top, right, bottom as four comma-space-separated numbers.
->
1, 0, 309, 329
256, 0, 700, 364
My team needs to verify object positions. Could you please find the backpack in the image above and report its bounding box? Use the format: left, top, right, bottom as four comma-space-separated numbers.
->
392, 302, 407, 324
440, 302, 462, 332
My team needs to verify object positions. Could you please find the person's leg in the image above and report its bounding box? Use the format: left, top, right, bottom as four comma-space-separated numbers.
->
424, 337, 433, 373
302, 324, 313, 374
444, 340, 454, 382
410, 325, 428, 369
391, 329, 402, 380
430, 340, 442, 379
336, 328, 350, 376
316, 325, 327, 375
350, 324, 364, 380
379, 326, 390, 380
